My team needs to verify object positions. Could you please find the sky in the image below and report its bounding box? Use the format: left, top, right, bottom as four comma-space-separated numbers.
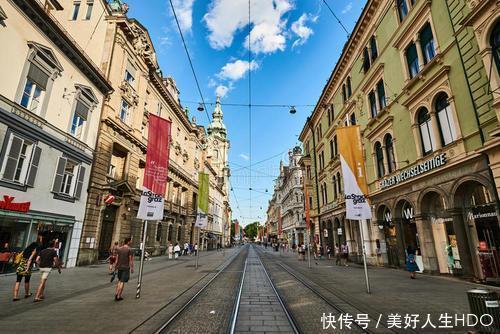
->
125, 0, 366, 226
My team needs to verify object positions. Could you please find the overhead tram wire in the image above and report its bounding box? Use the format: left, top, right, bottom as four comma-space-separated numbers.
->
168, 0, 211, 123
322, 0, 350, 37
248, 0, 252, 226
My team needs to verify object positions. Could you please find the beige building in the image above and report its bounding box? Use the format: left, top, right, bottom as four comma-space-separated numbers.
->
48, 0, 216, 264
0, 0, 112, 268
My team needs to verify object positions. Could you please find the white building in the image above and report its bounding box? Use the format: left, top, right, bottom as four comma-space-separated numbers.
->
0, 0, 112, 267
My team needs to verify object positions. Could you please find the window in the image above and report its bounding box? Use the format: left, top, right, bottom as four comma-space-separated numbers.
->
329, 139, 334, 159
323, 183, 328, 204
52, 157, 86, 199
20, 64, 48, 114
370, 36, 378, 61
120, 99, 130, 124
363, 47, 371, 73
417, 108, 435, 155
385, 134, 396, 174
342, 84, 347, 103
332, 175, 337, 200
0, 134, 41, 187
124, 60, 136, 86
156, 223, 162, 242
85, 1, 93, 20
375, 142, 385, 178
420, 23, 436, 64
70, 100, 90, 139
377, 80, 387, 110
397, 0, 408, 22
333, 136, 337, 157
350, 112, 356, 126
347, 77, 352, 98
369, 91, 377, 118
406, 43, 419, 79
327, 109, 331, 126
490, 21, 500, 75
71, 2, 80, 20
435, 93, 457, 146
336, 172, 342, 195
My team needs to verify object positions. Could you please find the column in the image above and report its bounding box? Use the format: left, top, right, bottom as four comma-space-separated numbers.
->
450, 210, 479, 278
414, 216, 438, 272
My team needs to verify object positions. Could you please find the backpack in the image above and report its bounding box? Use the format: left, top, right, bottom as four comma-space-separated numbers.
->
13, 252, 23, 265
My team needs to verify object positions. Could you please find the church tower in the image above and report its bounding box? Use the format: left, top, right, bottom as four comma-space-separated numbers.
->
207, 96, 230, 189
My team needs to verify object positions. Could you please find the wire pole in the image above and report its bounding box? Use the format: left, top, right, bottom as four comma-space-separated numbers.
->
359, 219, 371, 294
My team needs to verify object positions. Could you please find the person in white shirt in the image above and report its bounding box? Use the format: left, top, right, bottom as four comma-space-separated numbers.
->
168, 243, 173, 260
174, 243, 181, 259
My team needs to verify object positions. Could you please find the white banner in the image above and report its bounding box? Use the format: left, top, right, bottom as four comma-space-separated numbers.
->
195, 210, 208, 228
137, 188, 164, 221
340, 155, 372, 220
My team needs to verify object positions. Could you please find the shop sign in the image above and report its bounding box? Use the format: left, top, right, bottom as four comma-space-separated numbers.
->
104, 194, 115, 205
379, 153, 447, 190
337, 228, 343, 235
0, 196, 30, 213
467, 210, 497, 222
430, 216, 454, 224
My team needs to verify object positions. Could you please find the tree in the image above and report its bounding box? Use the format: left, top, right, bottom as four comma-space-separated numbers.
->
244, 222, 260, 240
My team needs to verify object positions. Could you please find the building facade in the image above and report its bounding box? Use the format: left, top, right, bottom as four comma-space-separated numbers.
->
301, 0, 500, 281
0, 0, 112, 268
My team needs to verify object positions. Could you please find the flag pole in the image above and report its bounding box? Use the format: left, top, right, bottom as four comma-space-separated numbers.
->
359, 219, 371, 294
136, 220, 147, 299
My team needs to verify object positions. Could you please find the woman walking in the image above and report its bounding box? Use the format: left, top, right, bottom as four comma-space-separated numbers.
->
406, 245, 419, 279
108, 242, 118, 274
174, 243, 181, 259
168, 243, 173, 259
12, 237, 41, 301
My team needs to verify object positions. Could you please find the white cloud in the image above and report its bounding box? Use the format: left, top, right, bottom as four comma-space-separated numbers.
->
218, 59, 259, 81
172, 0, 195, 32
216, 84, 231, 98
204, 0, 294, 54
291, 13, 317, 49
239, 153, 250, 161
341, 2, 353, 14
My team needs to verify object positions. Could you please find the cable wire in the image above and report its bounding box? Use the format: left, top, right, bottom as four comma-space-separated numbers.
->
169, 0, 211, 123
248, 0, 252, 225
322, 0, 350, 37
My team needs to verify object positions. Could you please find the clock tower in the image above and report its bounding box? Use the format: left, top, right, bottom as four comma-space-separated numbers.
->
207, 96, 230, 189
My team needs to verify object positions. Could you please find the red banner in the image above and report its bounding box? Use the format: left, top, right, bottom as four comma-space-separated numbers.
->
137, 115, 171, 220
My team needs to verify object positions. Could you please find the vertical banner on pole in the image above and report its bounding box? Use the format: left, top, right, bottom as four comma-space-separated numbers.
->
278, 207, 282, 239
303, 181, 312, 268
336, 126, 371, 220
195, 173, 209, 228
136, 115, 171, 299
337, 125, 372, 293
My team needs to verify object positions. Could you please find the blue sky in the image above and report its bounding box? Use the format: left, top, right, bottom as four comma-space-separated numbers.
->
126, 0, 366, 226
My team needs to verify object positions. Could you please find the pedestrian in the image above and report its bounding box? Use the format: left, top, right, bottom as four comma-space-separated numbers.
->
34, 239, 61, 302
327, 246, 332, 260
174, 243, 181, 259
188, 243, 193, 256
341, 242, 349, 266
0, 242, 11, 274
114, 237, 134, 301
168, 243, 173, 260
194, 243, 198, 256
12, 237, 41, 301
183, 242, 188, 256
406, 245, 419, 279
108, 241, 118, 274
334, 243, 341, 265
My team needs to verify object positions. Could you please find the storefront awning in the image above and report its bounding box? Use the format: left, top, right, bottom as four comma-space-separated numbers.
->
0, 209, 76, 225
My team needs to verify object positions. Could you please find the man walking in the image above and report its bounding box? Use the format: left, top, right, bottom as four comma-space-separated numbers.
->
115, 238, 134, 301
34, 239, 61, 302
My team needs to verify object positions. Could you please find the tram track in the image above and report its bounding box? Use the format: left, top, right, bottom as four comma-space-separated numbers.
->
256, 247, 419, 334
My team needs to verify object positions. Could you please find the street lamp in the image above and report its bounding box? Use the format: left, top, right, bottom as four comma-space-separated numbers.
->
289, 106, 297, 114
197, 103, 204, 112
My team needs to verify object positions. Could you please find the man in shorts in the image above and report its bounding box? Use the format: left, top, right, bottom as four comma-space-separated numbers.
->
34, 239, 60, 302
115, 237, 134, 301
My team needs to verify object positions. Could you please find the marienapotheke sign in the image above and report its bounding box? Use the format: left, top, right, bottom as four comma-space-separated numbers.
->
379, 153, 447, 190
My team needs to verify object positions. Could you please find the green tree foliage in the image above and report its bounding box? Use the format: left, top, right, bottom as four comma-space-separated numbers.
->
244, 222, 260, 240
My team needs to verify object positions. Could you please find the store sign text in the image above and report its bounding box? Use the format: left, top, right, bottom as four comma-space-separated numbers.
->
379, 154, 447, 190
0, 196, 30, 213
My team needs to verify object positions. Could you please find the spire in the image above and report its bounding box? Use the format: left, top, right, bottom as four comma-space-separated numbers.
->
207, 95, 227, 138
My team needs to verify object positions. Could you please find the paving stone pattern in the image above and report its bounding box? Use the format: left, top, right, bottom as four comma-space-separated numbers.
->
235, 246, 294, 333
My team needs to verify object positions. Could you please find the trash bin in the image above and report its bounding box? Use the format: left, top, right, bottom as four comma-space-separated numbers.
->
467, 289, 500, 333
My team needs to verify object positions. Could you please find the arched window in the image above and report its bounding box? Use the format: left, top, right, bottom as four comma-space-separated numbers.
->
435, 93, 457, 147
213, 149, 219, 159
156, 223, 162, 242
375, 142, 385, 178
363, 47, 371, 72
333, 175, 337, 200
385, 134, 396, 173
491, 21, 500, 75
417, 107, 435, 155
342, 84, 347, 103
324, 182, 328, 203
177, 226, 182, 241
370, 36, 378, 61
347, 77, 352, 98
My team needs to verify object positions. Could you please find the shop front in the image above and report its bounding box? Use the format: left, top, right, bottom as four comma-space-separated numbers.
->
0, 205, 75, 274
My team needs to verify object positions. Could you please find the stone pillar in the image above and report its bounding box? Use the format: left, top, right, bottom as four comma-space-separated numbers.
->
450, 210, 476, 278
414, 216, 438, 272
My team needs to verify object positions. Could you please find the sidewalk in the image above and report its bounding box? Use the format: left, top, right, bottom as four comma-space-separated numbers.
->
0, 248, 238, 333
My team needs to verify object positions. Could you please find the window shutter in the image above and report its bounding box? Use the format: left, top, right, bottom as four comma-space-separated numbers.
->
3, 136, 23, 181
75, 100, 89, 120
52, 157, 67, 193
74, 165, 86, 199
27, 63, 49, 90
26, 145, 42, 187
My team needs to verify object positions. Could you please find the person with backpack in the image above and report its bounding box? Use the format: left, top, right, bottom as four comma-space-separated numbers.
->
406, 245, 419, 279
12, 236, 42, 301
